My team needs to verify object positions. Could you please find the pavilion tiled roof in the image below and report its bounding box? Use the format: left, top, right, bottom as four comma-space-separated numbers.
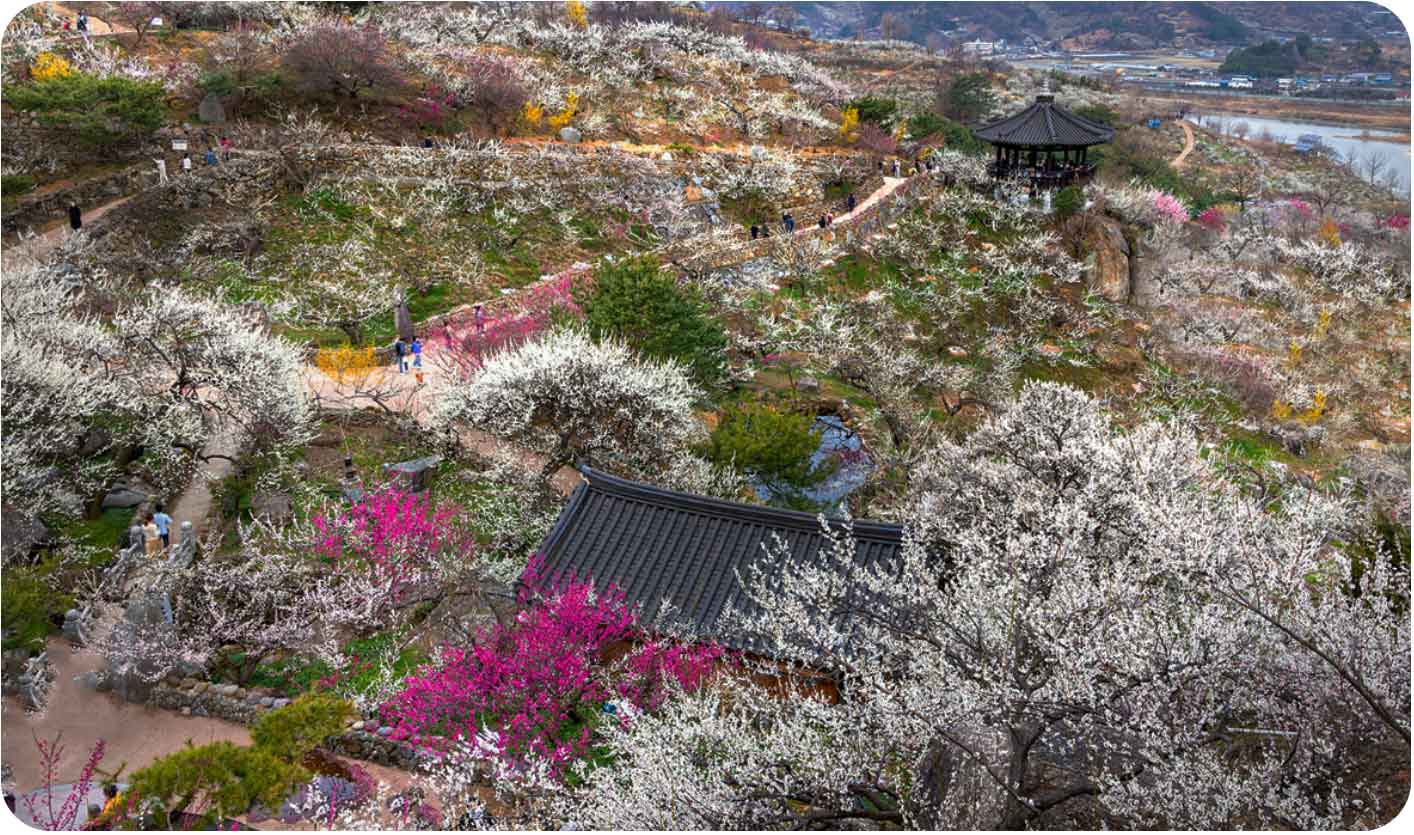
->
532, 467, 905, 655
973, 94, 1115, 147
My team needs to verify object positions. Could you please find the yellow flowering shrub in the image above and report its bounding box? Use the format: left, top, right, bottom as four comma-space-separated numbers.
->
839, 106, 859, 141
1312, 308, 1331, 340
1271, 400, 1292, 420
31, 52, 74, 81
1287, 340, 1303, 367
1303, 389, 1327, 421
314, 345, 385, 386
522, 101, 544, 127
547, 92, 579, 130
565, 0, 588, 28
1318, 217, 1341, 247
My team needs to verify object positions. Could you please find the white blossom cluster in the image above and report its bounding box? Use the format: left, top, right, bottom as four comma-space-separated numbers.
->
2, 250, 315, 518
432, 328, 705, 482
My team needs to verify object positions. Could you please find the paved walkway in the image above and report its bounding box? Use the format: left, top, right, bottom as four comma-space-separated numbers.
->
1171, 120, 1197, 169
1, 639, 252, 793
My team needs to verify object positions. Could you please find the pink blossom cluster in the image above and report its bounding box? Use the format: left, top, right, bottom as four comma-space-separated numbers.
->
1285, 198, 1313, 220
24, 735, 106, 831
399, 86, 459, 131
313, 486, 465, 596
1195, 207, 1227, 233
1379, 213, 1410, 231
380, 560, 721, 776
1151, 191, 1189, 224
431, 266, 592, 379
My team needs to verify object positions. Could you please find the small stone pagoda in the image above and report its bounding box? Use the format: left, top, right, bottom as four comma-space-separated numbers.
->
973, 90, 1114, 189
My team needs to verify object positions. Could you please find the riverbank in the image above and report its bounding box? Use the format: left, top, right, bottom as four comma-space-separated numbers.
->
1139, 88, 1411, 132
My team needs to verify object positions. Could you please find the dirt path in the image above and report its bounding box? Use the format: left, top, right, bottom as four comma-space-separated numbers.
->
301, 364, 582, 496
2, 195, 134, 268
1171, 120, 1197, 169
167, 422, 240, 547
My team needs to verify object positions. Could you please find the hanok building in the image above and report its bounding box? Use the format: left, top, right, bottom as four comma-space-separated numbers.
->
532, 467, 905, 661
973, 91, 1114, 189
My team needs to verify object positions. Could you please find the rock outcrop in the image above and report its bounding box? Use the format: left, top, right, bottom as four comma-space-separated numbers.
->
1082, 215, 1131, 304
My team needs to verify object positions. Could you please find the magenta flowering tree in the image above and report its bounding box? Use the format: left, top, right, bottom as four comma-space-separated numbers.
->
1195, 207, 1227, 233
430, 266, 590, 380
399, 85, 459, 132
380, 560, 722, 776
312, 486, 471, 600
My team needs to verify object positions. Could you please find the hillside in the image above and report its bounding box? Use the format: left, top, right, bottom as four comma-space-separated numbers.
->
1, 2, 1409, 832
712, 1, 1405, 47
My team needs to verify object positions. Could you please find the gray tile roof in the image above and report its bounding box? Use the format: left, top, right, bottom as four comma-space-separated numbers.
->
973, 94, 1115, 147
532, 467, 905, 655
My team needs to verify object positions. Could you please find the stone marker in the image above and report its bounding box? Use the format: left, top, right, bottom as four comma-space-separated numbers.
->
559, 126, 582, 144
198, 92, 226, 124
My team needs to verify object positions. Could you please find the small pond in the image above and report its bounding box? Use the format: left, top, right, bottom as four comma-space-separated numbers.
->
753, 415, 876, 513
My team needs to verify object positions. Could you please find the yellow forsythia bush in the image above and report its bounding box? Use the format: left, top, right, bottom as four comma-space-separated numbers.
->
314, 345, 384, 385
522, 101, 544, 127
839, 106, 860, 141
31, 52, 74, 81
547, 92, 579, 130
565, 0, 588, 28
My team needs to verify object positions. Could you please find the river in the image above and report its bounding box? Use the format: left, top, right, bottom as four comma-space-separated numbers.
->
1191, 111, 1411, 192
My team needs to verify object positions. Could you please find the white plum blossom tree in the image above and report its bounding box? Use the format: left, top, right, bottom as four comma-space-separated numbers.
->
546, 383, 1408, 830
432, 328, 704, 482
1, 257, 315, 518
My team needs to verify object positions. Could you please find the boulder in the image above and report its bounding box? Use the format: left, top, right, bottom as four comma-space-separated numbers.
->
1, 506, 50, 562
198, 93, 226, 124
102, 487, 147, 509
558, 127, 582, 144
1082, 216, 1131, 304
251, 491, 293, 525
383, 455, 443, 493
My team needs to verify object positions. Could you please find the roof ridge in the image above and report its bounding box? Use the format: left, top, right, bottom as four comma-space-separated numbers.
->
579, 466, 905, 540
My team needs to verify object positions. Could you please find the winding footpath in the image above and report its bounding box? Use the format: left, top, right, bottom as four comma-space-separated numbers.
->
1, 164, 923, 815
1171, 120, 1197, 169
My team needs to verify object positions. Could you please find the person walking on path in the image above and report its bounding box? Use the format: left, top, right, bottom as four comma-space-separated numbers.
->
393, 337, 409, 373
154, 158, 169, 185
219, 136, 232, 161
181, 153, 193, 174
204, 147, 217, 166
473, 303, 486, 335
411, 336, 423, 369
826, 212, 835, 226
785, 213, 795, 232
818, 215, 827, 229
846, 192, 856, 213
153, 503, 172, 549
892, 159, 900, 177
68, 204, 82, 232
142, 513, 162, 557
750, 224, 759, 240
761, 223, 771, 237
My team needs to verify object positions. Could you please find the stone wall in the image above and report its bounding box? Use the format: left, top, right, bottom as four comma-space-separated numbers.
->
143, 676, 437, 771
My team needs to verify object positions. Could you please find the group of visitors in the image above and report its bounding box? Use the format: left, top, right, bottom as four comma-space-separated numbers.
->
61, 10, 89, 40
393, 336, 424, 373
140, 504, 173, 557
154, 137, 233, 183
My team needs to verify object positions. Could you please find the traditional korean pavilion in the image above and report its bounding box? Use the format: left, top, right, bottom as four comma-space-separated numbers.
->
973, 91, 1114, 189
532, 467, 905, 657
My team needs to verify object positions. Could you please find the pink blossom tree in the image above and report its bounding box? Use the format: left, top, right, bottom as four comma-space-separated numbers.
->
379, 560, 721, 777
